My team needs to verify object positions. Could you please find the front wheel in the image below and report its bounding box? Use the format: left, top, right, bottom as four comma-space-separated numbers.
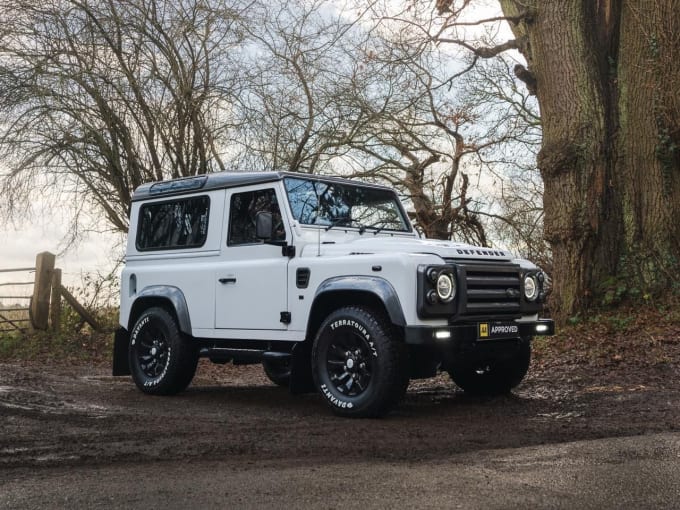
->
129, 307, 198, 395
447, 340, 531, 396
311, 306, 408, 418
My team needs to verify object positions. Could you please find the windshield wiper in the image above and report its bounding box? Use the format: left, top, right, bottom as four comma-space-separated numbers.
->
325, 217, 370, 234
364, 221, 388, 235
325, 217, 351, 231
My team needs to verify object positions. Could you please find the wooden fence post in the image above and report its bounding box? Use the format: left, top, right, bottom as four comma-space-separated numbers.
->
50, 268, 62, 333
31, 251, 55, 330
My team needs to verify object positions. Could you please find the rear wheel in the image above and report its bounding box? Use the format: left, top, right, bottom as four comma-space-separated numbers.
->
128, 307, 198, 395
447, 340, 531, 396
311, 306, 408, 418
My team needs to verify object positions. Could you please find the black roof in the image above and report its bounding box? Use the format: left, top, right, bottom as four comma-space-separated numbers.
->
131, 171, 394, 201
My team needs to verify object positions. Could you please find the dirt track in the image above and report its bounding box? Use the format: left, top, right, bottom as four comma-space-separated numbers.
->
1, 357, 680, 508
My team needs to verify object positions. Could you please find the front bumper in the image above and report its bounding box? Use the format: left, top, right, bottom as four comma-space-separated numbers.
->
404, 319, 554, 345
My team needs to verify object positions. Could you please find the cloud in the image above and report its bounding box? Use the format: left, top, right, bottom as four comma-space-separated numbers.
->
0, 223, 122, 288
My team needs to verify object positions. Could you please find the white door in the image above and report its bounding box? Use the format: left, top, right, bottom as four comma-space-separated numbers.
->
215, 185, 290, 330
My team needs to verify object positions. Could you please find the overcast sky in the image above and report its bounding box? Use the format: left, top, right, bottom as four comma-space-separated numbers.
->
0, 220, 122, 292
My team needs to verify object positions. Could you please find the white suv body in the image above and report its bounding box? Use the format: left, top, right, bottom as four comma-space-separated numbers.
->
114, 171, 553, 417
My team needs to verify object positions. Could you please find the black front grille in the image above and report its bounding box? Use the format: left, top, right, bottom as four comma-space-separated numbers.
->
454, 262, 522, 318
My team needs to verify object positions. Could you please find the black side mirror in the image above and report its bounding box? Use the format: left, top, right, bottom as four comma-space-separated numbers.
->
255, 211, 273, 240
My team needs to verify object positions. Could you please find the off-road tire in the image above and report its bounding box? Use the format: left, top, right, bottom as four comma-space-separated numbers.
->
447, 339, 531, 396
311, 306, 408, 418
129, 307, 198, 395
262, 358, 292, 387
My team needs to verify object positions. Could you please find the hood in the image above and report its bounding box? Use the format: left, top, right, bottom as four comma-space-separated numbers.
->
299, 236, 514, 262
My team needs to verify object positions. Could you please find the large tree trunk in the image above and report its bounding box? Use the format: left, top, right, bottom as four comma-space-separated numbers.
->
617, 1, 680, 291
499, 0, 680, 321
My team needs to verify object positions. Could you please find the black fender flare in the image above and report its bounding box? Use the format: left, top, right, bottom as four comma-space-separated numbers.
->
129, 285, 192, 335
309, 276, 406, 331
293, 276, 406, 390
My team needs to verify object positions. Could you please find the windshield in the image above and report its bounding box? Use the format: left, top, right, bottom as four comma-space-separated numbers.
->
284, 177, 410, 232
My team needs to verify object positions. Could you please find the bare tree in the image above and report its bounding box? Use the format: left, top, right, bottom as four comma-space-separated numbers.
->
230, 0, 377, 175
0, 0, 244, 236
461, 54, 549, 268
230, 0, 539, 246
325, 2, 538, 245
0, 0, 549, 264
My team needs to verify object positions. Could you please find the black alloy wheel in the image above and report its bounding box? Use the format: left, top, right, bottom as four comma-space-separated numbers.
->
128, 307, 198, 396
312, 306, 408, 418
136, 324, 170, 379
324, 326, 374, 398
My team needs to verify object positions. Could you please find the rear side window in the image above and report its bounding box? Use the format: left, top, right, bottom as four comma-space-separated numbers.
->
136, 196, 210, 251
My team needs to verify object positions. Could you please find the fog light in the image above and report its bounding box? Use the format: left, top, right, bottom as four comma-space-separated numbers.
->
535, 324, 549, 333
435, 330, 451, 340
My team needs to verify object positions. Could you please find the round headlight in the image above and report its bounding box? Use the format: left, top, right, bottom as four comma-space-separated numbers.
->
524, 274, 538, 301
436, 273, 455, 302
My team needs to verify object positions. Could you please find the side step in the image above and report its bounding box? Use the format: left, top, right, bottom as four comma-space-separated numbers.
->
199, 347, 291, 365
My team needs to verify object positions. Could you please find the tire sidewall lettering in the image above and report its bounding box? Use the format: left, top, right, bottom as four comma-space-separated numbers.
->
131, 313, 171, 386
316, 312, 384, 411
130, 315, 150, 346
328, 318, 378, 358
320, 383, 354, 409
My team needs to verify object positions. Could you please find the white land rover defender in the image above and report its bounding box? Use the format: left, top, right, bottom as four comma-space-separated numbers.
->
113, 171, 554, 417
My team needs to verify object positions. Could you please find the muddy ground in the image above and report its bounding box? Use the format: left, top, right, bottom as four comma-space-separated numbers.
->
1, 342, 680, 508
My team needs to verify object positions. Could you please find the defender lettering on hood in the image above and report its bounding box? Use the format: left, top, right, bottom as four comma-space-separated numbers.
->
301, 237, 514, 262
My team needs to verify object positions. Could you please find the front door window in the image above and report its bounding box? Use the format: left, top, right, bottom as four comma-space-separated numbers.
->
228, 188, 285, 246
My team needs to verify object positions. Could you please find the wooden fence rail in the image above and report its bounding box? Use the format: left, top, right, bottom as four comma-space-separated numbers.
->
0, 251, 102, 333
0, 313, 30, 330
0, 264, 35, 333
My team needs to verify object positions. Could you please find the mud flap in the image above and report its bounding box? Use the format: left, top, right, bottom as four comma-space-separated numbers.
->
289, 341, 315, 395
112, 327, 131, 376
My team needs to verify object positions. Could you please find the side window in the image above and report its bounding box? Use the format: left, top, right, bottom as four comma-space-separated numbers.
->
228, 188, 285, 246
136, 196, 210, 251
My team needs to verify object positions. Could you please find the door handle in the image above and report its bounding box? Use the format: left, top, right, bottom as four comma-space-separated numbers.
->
219, 277, 237, 284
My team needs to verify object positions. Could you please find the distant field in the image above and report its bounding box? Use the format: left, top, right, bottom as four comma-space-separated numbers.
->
0, 268, 34, 333
0, 306, 31, 333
